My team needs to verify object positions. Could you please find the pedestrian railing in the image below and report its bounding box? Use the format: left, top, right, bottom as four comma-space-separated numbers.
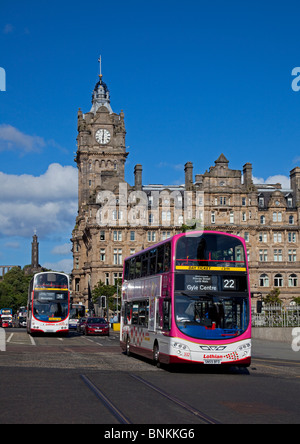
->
252, 304, 300, 328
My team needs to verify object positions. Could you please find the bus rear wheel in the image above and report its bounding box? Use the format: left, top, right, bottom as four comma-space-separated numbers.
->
126, 336, 131, 356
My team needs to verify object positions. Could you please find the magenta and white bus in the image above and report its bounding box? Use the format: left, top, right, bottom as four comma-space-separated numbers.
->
27, 272, 70, 335
120, 231, 251, 367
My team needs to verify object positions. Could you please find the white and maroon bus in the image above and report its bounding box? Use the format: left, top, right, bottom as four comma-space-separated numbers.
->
120, 231, 251, 367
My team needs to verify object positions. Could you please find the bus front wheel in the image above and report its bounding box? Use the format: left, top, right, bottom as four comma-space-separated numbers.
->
153, 342, 160, 368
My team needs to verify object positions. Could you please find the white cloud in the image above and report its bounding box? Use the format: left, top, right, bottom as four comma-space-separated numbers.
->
0, 163, 78, 237
0, 124, 46, 154
252, 175, 290, 189
42, 259, 73, 274
51, 243, 72, 256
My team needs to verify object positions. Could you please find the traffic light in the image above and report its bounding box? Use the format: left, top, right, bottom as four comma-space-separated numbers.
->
101, 295, 106, 308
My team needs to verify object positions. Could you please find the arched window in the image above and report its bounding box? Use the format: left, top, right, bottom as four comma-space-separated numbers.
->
289, 274, 298, 287
274, 274, 283, 287
259, 274, 269, 287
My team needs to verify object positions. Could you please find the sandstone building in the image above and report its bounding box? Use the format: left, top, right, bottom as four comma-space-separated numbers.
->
71, 71, 300, 306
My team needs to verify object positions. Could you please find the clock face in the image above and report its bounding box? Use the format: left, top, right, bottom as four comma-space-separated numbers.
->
95, 129, 111, 145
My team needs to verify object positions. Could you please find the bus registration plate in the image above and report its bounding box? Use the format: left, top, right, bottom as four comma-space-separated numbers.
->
204, 359, 222, 365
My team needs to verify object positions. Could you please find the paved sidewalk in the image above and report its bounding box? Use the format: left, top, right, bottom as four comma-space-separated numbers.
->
252, 338, 300, 362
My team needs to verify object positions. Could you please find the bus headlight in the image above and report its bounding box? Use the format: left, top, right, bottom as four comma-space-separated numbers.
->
236, 342, 251, 357
173, 342, 190, 356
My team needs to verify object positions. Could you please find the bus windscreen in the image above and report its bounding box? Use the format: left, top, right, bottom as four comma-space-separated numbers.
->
176, 233, 246, 268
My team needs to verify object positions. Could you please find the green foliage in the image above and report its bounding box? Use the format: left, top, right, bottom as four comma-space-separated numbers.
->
0, 267, 33, 313
92, 279, 122, 313
263, 288, 283, 305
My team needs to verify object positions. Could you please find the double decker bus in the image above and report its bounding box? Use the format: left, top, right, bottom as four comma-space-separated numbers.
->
0, 308, 13, 327
27, 272, 70, 335
120, 231, 251, 366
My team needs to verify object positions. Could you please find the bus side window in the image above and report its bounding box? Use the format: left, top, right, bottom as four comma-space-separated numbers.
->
132, 303, 139, 325
163, 299, 171, 331
164, 243, 171, 272
141, 253, 149, 277
157, 245, 164, 273
129, 258, 136, 280
135, 255, 142, 278
124, 261, 130, 280
149, 248, 157, 275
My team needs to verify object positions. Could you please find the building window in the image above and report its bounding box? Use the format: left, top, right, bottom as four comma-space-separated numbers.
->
105, 273, 110, 286
100, 249, 105, 262
274, 274, 283, 287
274, 249, 283, 262
147, 231, 156, 242
211, 212, 216, 224
130, 231, 135, 241
75, 278, 80, 292
288, 249, 297, 262
230, 212, 234, 224
178, 215, 184, 225
242, 212, 247, 222
259, 197, 264, 207
288, 232, 296, 243
273, 232, 282, 243
114, 272, 122, 285
100, 231, 105, 241
113, 231, 122, 241
259, 232, 267, 243
259, 274, 269, 287
259, 249, 268, 262
289, 215, 295, 225
289, 274, 298, 287
242, 197, 246, 206
113, 249, 122, 265
162, 231, 171, 240
260, 215, 265, 225
149, 213, 154, 224
244, 232, 250, 242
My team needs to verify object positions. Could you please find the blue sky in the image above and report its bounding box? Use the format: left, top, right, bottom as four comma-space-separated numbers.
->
0, 0, 300, 273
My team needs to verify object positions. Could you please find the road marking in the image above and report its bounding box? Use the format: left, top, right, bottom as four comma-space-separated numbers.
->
7, 333, 14, 343
29, 335, 36, 346
86, 338, 103, 346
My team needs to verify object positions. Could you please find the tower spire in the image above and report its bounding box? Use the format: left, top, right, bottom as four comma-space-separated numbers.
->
90, 56, 113, 114
98, 55, 102, 80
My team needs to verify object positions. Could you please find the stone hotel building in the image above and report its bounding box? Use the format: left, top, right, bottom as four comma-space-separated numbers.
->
71, 72, 300, 307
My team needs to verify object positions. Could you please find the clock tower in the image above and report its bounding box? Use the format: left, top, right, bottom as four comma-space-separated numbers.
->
75, 65, 128, 212
72, 61, 129, 304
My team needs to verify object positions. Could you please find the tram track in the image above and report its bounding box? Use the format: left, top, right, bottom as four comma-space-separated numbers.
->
80, 372, 220, 425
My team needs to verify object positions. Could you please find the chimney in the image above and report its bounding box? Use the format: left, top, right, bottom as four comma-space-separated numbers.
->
134, 164, 143, 191
290, 167, 300, 206
243, 163, 253, 188
184, 162, 194, 191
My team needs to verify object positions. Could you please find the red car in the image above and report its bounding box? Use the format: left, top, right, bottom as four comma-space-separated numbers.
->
1, 320, 9, 328
84, 317, 109, 336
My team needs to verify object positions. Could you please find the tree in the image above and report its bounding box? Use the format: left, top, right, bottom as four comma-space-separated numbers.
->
0, 267, 33, 312
92, 280, 121, 314
263, 288, 283, 305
